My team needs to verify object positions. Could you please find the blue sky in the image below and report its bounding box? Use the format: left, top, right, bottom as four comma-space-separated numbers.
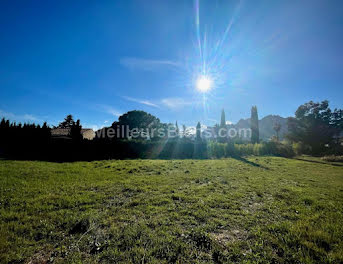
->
1, 0, 342, 130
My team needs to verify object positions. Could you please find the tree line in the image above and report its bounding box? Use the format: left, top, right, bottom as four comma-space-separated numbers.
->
0, 100, 341, 161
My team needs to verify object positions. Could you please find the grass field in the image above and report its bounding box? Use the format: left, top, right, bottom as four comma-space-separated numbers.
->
0, 157, 343, 263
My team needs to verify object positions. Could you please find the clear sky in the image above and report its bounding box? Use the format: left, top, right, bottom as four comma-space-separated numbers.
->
1, 0, 342, 129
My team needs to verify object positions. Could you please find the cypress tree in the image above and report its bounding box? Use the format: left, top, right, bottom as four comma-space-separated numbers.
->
250, 106, 259, 143
175, 121, 179, 137
219, 109, 227, 143
220, 109, 226, 128
196, 122, 201, 141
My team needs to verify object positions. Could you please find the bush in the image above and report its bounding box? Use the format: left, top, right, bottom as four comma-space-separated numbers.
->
292, 142, 311, 156
225, 142, 238, 157
207, 142, 225, 158
235, 143, 254, 156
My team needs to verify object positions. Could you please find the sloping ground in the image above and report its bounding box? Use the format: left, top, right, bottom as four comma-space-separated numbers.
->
0, 157, 342, 263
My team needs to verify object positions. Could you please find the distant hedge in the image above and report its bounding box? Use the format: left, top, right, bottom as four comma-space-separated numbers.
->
207, 141, 295, 158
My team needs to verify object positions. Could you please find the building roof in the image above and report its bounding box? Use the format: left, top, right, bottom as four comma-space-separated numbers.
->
51, 128, 95, 139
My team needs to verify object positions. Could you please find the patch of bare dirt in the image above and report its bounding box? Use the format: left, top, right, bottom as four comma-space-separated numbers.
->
211, 228, 248, 245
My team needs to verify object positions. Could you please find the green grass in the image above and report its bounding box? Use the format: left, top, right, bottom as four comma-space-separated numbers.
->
0, 157, 343, 263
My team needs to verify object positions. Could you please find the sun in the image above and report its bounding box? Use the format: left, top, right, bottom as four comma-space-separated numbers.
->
196, 75, 212, 93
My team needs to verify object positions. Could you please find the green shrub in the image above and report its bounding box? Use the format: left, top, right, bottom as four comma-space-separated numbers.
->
225, 142, 237, 157
208, 142, 225, 158
292, 142, 311, 155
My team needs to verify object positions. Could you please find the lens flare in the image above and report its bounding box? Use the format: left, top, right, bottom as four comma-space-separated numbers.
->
196, 76, 212, 93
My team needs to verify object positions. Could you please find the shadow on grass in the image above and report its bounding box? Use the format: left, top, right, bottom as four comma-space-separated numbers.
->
295, 158, 343, 167
233, 156, 270, 170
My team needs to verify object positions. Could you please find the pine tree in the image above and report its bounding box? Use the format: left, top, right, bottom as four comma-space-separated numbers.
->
250, 106, 259, 143
58, 114, 75, 128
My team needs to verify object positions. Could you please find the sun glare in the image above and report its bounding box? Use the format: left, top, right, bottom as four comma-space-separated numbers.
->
196, 76, 212, 93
